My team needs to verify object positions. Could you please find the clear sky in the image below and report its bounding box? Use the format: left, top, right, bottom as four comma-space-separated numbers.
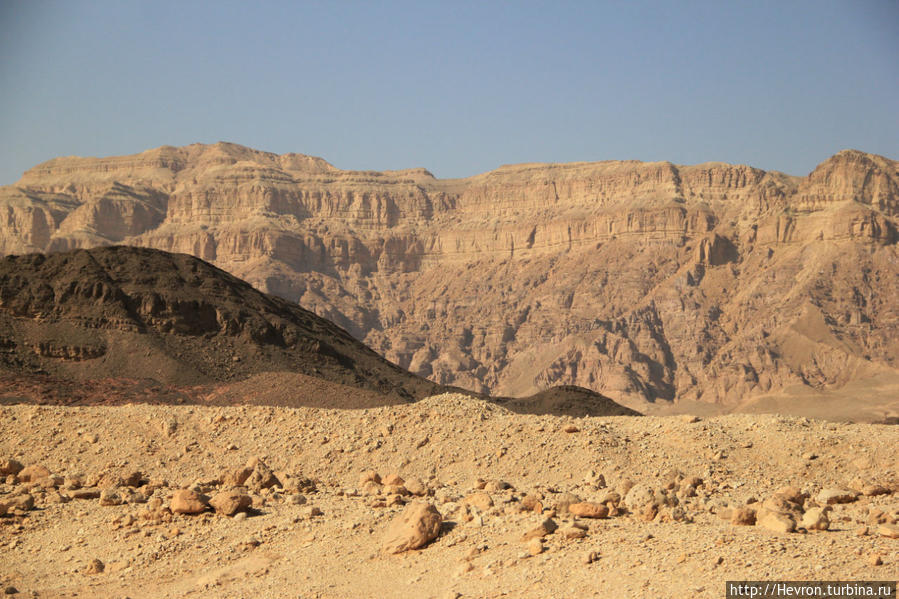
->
1, 1, 897, 184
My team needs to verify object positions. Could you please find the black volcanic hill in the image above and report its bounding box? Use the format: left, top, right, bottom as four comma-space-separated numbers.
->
499, 385, 642, 417
0, 246, 444, 401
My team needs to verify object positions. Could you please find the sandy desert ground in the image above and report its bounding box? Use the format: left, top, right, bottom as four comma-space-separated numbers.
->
1, 393, 896, 598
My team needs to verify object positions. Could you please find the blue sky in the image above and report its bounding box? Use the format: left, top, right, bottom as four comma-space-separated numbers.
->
1, 1, 897, 183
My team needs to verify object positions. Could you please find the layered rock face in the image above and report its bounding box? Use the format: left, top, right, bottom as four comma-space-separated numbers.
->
1, 143, 897, 410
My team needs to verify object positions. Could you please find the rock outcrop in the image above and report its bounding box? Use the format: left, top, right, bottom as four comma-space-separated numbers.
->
1, 143, 897, 411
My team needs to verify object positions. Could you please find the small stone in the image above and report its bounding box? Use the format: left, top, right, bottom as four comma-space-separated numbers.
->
95, 473, 125, 489
18, 464, 50, 482
869, 554, 883, 567
815, 488, 858, 505
860, 484, 890, 497
8, 494, 34, 512
773, 486, 807, 505
299, 506, 323, 519
762, 495, 802, 515
563, 425, 580, 433
799, 507, 830, 531
462, 492, 493, 511
45, 491, 69, 504
160, 418, 177, 436
3, 585, 17, 595
123, 471, 145, 487
877, 523, 899, 539
527, 538, 544, 555
85, 558, 105, 575
867, 509, 887, 525
757, 509, 796, 533
383, 473, 404, 486
561, 526, 587, 539
361, 480, 383, 496
569, 502, 608, 519
485, 480, 511, 493
71, 488, 101, 500
681, 415, 699, 423
584, 471, 607, 488
855, 526, 869, 537
381, 502, 442, 554
636, 504, 658, 522
623, 483, 661, 511
520, 494, 543, 513
233, 511, 248, 522
383, 484, 409, 496
404, 477, 427, 497
521, 518, 558, 541
170, 489, 208, 515
551, 492, 582, 515
128, 491, 148, 504
730, 507, 756, 526
99, 489, 123, 506
225, 466, 254, 488
243, 457, 281, 491
683, 476, 703, 488
0, 459, 23, 476
467, 478, 487, 490
596, 490, 621, 506
584, 550, 599, 564
289, 494, 307, 505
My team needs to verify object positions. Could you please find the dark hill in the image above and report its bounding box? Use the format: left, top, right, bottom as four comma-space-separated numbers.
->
0, 246, 443, 401
498, 385, 642, 417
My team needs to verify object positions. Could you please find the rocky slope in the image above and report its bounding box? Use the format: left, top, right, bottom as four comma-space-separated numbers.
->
1, 144, 897, 413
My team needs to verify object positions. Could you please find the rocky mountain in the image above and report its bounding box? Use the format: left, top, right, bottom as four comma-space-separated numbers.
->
1, 143, 897, 414
0, 245, 442, 402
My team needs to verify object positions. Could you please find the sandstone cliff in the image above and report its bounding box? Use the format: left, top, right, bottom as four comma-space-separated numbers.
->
1, 143, 896, 411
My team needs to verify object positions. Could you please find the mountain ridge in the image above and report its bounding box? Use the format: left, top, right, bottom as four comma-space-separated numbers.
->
1, 143, 897, 415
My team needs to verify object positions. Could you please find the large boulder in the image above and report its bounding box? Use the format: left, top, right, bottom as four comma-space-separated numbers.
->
170, 489, 208, 514
569, 502, 609, 519
757, 509, 796, 533
0, 459, 24, 476
209, 490, 252, 517
381, 502, 442, 554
